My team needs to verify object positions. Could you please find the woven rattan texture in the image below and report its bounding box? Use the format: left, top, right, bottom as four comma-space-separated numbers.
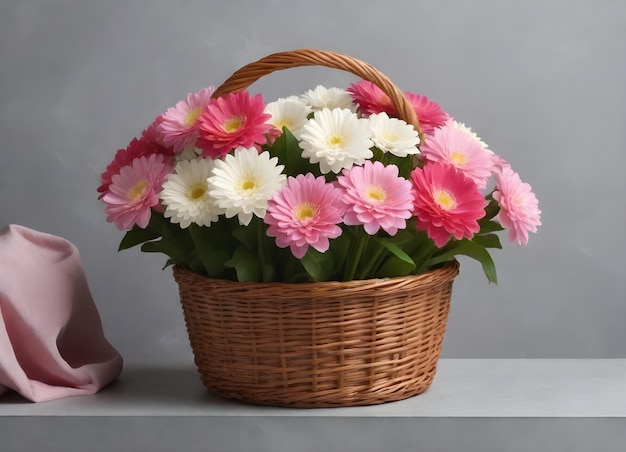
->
211, 48, 425, 143
173, 261, 459, 408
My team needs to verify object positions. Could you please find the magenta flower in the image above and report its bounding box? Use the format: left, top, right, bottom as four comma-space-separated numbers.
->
101, 154, 172, 230
420, 120, 495, 190
493, 166, 541, 245
404, 92, 450, 135
196, 91, 273, 158
337, 161, 413, 235
411, 163, 486, 247
265, 173, 345, 259
347, 80, 449, 135
157, 87, 215, 153
347, 80, 395, 116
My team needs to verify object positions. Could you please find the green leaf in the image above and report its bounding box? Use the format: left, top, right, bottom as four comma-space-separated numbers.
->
232, 224, 257, 250
301, 248, 335, 282
374, 237, 416, 278
381, 153, 414, 179
427, 239, 498, 284
478, 220, 505, 234
140, 238, 189, 266
118, 224, 161, 251
224, 245, 262, 282
471, 233, 503, 249
188, 224, 233, 278
266, 127, 319, 177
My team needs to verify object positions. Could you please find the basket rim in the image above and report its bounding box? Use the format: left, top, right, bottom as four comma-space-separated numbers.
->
172, 259, 459, 290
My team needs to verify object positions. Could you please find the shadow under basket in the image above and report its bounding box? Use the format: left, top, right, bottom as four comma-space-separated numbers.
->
172, 260, 460, 408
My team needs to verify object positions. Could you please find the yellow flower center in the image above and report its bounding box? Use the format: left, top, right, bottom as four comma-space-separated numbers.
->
274, 119, 293, 130
187, 183, 207, 201
328, 135, 344, 147
222, 116, 244, 133
450, 150, 467, 166
239, 179, 256, 193
382, 132, 397, 142
183, 107, 203, 127
434, 190, 457, 211
293, 202, 317, 221
127, 180, 149, 201
365, 185, 387, 203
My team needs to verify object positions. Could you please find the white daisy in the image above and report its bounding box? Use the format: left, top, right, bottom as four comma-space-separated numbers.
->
452, 120, 489, 149
264, 97, 312, 138
207, 147, 286, 226
299, 108, 374, 174
160, 158, 219, 229
368, 112, 421, 158
300, 85, 356, 112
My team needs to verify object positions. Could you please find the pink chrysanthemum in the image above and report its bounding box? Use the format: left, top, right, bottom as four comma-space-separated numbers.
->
98, 116, 174, 197
404, 92, 450, 135
337, 161, 413, 235
411, 163, 486, 247
420, 120, 495, 190
141, 115, 175, 156
492, 166, 541, 245
265, 173, 345, 259
347, 81, 449, 135
347, 80, 395, 116
157, 87, 214, 153
196, 91, 273, 158
101, 154, 172, 230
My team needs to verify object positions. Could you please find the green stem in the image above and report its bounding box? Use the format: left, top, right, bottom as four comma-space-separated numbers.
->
344, 231, 369, 281
256, 217, 271, 282
356, 240, 384, 280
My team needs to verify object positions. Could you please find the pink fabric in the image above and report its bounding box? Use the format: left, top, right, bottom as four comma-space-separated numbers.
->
0, 224, 122, 402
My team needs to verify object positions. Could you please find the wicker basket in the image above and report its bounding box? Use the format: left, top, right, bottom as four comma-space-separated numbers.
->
172, 49, 461, 407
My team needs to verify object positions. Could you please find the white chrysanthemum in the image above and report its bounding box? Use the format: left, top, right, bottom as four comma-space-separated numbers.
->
207, 147, 286, 226
160, 158, 219, 228
265, 97, 312, 138
300, 85, 356, 112
368, 112, 421, 157
299, 108, 374, 174
175, 146, 203, 162
452, 120, 489, 149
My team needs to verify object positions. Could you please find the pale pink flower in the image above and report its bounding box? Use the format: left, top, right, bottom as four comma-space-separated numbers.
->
337, 161, 413, 235
420, 119, 495, 190
492, 166, 541, 245
101, 154, 172, 230
157, 87, 215, 153
265, 173, 345, 259
196, 91, 273, 158
347, 80, 449, 134
411, 162, 486, 247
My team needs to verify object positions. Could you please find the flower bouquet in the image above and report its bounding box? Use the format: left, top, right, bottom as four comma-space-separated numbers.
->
99, 49, 540, 407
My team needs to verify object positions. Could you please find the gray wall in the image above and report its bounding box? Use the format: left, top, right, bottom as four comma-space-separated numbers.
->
1, 0, 624, 363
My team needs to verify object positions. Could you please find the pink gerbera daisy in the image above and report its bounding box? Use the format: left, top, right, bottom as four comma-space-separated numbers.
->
157, 87, 214, 153
337, 160, 413, 235
420, 119, 495, 190
101, 154, 172, 230
347, 80, 395, 116
347, 81, 449, 135
404, 92, 450, 135
265, 173, 345, 259
411, 162, 486, 247
196, 91, 273, 159
98, 116, 174, 197
492, 166, 541, 245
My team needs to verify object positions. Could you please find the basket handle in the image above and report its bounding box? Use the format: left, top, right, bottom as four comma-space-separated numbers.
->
212, 48, 424, 141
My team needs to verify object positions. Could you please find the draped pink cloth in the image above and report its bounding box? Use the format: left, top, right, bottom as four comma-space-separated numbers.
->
0, 224, 122, 402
